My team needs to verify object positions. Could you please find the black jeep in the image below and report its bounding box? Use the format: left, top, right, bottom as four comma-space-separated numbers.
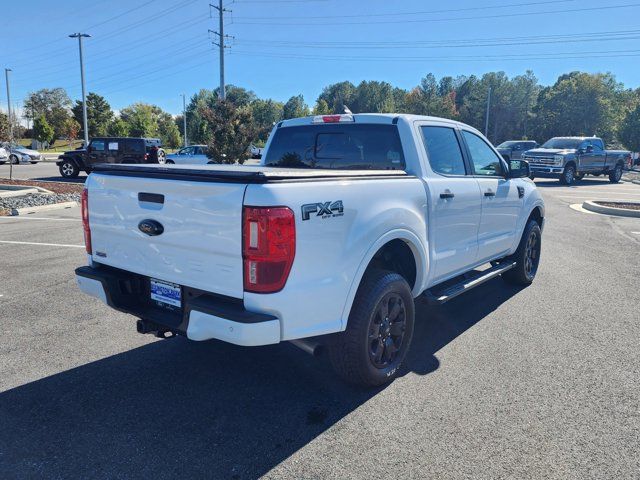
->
56, 137, 165, 178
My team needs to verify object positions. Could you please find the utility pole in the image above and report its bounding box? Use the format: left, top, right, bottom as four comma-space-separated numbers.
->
5, 69, 12, 141
181, 93, 188, 147
5, 68, 13, 180
484, 86, 492, 138
69, 33, 91, 147
210, 1, 232, 100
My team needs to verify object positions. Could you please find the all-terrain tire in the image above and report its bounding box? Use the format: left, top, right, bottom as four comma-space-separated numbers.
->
609, 163, 623, 183
328, 269, 415, 387
502, 220, 542, 286
559, 164, 576, 185
59, 159, 80, 178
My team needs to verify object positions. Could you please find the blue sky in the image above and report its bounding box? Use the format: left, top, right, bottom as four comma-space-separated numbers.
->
2, 0, 640, 117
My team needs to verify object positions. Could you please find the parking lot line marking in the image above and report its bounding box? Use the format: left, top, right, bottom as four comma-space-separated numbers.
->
0, 240, 84, 248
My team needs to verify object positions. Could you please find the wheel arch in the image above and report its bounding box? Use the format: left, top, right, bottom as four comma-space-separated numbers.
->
340, 229, 427, 330
528, 205, 544, 228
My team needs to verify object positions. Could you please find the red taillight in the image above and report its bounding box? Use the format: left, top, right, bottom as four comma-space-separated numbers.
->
242, 206, 295, 293
81, 188, 92, 254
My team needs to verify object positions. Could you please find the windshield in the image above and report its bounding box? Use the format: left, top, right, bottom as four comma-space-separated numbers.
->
541, 138, 581, 149
264, 124, 405, 170
496, 141, 518, 148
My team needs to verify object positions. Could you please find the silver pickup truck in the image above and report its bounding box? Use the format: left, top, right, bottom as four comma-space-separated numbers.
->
523, 136, 629, 185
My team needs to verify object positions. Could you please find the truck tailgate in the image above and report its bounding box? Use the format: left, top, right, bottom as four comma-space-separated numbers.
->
86, 173, 246, 299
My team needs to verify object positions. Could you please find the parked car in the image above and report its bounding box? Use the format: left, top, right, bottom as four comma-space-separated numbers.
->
75, 113, 544, 386
495, 140, 538, 161
56, 137, 165, 178
523, 136, 629, 185
164, 145, 210, 165
0, 142, 43, 164
0, 145, 8, 164
249, 144, 264, 159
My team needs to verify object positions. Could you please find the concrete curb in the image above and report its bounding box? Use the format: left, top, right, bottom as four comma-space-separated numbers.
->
582, 200, 640, 218
10, 201, 78, 216
0, 185, 54, 196
0, 188, 40, 198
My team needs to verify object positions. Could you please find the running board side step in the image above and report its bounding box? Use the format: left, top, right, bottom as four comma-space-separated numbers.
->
423, 261, 516, 305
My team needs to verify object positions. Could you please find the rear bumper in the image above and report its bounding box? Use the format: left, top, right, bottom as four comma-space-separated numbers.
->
75, 265, 280, 346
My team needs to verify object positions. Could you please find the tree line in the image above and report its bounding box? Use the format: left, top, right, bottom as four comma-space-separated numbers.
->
2, 70, 640, 158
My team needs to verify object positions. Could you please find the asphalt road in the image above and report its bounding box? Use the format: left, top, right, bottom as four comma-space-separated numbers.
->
0, 161, 87, 183
0, 177, 639, 479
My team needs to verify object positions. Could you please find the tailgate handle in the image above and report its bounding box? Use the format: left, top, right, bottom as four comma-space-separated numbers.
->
138, 192, 164, 204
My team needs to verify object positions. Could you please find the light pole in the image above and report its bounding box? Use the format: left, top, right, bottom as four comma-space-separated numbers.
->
4, 69, 12, 140
69, 33, 91, 147
484, 86, 491, 139
5, 68, 13, 180
181, 93, 188, 147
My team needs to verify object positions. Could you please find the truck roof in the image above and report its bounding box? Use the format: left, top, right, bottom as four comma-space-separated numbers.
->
279, 113, 476, 132
549, 136, 601, 140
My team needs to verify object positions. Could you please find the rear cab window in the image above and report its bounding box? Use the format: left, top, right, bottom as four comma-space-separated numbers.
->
264, 123, 405, 170
420, 126, 466, 176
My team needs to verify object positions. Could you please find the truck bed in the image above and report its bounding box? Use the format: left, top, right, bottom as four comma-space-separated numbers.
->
92, 163, 410, 183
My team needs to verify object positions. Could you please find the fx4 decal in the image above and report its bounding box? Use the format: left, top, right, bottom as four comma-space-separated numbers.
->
301, 200, 344, 221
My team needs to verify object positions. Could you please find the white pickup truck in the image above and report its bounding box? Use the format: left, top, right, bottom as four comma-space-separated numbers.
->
76, 114, 544, 386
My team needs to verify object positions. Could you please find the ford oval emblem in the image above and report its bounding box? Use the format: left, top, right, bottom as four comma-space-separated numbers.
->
138, 219, 164, 236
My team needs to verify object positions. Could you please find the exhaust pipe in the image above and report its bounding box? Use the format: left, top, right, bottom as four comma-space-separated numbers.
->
136, 319, 154, 334
136, 320, 174, 339
290, 338, 324, 357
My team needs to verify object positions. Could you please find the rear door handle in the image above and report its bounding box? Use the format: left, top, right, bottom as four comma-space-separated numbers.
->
440, 190, 455, 199
484, 190, 495, 197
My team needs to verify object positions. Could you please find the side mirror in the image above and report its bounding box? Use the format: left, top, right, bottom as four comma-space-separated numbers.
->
87, 145, 92, 153
508, 159, 530, 178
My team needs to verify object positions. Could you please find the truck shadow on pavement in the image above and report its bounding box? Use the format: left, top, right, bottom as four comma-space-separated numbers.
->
533, 178, 615, 188
0, 278, 522, 479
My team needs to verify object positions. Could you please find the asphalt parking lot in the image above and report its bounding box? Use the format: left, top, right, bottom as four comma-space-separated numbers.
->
1, 176, 639, 479
0, 161, 87, 183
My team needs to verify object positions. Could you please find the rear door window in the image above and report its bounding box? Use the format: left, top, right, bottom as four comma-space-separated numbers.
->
264, 124, 405, 170
124, 139, 144, 154
420, 126, 467, 176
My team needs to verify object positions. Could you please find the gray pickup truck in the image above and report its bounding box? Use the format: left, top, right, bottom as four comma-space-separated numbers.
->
523, 136, 629, 185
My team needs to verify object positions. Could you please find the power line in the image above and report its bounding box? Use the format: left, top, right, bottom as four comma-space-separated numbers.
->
234, 30, 640, 50
229, 47, 640, 62
233, 0, 575, 19
81, 0, 158, 31
232, 2, 640, 25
